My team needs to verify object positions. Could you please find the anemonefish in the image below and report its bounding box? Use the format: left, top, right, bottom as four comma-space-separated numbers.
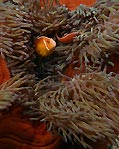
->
56, 32, 78, 43
35, 36, 56, 57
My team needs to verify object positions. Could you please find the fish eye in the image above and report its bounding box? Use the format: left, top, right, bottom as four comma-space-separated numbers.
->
46, 40, 50, 43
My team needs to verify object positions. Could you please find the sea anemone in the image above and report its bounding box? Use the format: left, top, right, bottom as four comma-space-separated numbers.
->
0, 55, 11, 84
32, 72, 119, 148
0, 73, 33, 110
69, 0, 119, 72
111, 136, 119, 149
0, 0, 72, 79
0, 0, 119, 149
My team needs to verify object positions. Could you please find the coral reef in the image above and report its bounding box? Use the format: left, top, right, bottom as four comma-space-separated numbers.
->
0, 0, 119, 148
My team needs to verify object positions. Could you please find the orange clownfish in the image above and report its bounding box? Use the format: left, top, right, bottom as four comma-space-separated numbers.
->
35, 36, 56, 57
56, 32, 78, 43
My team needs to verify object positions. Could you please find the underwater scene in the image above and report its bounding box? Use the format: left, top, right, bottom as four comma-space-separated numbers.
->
0, 0, 119, 148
